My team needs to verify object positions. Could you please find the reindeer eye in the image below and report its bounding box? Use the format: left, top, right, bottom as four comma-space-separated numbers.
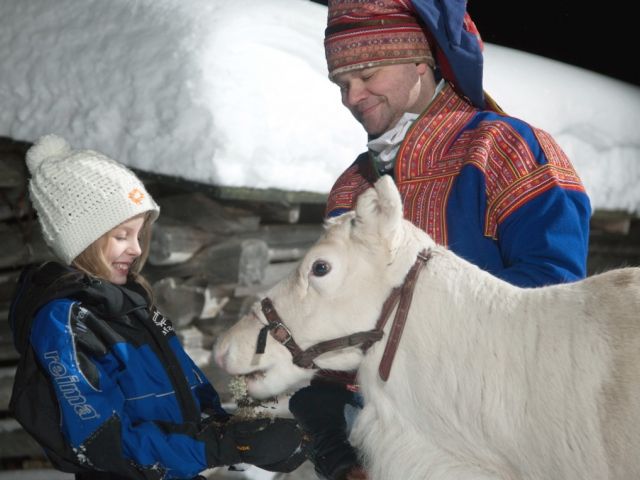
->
311, 260, 331, 277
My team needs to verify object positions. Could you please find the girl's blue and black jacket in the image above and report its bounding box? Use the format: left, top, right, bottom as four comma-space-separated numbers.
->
9, 262, 238, 479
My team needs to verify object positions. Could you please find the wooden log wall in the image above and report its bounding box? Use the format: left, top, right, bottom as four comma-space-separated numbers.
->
0, 135, 639, 472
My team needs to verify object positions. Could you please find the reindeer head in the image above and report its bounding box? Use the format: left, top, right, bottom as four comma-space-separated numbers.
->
214, 176, 434, 398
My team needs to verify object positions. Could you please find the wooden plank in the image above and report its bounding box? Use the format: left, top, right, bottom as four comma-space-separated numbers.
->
156, 192, 261, 236
152, 277, 231, 329
136, 169, 327, 204
0, 224, 55, 270
149, 221, 218, 266
247, 224, 322, 248
0, 343, 18, 363
0, 271, 20, 304
0, 366, 16, 412
0, 308, 18, 363
0, 418, 43, 459
590, 210, 633, 235
0, 468, 73, 479
148, 223, 320, 266
143, 238, 270, 286
234, 261, 299, 297
0, 136, 30, 190
0, 187, 32, 222
0, 155, 26, 189
246, 201, 301, 224
213, 185, 326, 204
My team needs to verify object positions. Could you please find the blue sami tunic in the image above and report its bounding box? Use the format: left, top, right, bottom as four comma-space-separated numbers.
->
326, 83, 591, 287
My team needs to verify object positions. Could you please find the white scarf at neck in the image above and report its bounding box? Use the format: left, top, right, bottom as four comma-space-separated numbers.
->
367, 112, 419, 172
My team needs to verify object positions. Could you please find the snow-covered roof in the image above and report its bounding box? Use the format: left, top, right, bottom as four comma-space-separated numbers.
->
1, 0, 639, 213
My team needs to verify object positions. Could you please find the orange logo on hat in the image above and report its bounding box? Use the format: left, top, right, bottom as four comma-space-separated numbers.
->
128, 188, 145, 205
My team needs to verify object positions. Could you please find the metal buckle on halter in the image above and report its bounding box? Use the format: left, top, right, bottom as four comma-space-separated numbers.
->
274, 321, 293, 345
417, 249, 432, 262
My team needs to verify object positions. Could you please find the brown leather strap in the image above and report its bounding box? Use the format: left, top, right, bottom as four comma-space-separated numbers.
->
378, 250, 431, 381
260, 299, 384, 369
261, 297, 381, 369
360, 286, 402, 353
258, 250, 431, 380
293, 330, 384, 368
261, 297, 307, 362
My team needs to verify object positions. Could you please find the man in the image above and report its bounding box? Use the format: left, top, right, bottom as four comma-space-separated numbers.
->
290, 1, 591, 479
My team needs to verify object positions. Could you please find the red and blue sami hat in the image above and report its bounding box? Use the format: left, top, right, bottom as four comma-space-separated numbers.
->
325, 0, 435, 77
324, 0, 490, 110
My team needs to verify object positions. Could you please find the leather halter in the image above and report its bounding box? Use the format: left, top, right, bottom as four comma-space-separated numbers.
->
255, 249, 431, 381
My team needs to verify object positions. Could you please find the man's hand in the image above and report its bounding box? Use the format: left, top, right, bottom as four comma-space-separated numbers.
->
225, 417, 308, 472
289, 384, 363, 479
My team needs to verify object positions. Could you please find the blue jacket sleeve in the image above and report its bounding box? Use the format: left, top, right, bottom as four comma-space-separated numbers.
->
29, 300, 229, 479
471, 115, 592, 288
494, 186, 591, 287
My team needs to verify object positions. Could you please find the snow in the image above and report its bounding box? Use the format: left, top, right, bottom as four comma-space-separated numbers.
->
1, 0, 639, 213
0, 0, 364, 195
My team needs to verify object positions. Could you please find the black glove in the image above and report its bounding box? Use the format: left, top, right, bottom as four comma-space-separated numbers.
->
289, 384, 363, 480
217, 417, 308, 472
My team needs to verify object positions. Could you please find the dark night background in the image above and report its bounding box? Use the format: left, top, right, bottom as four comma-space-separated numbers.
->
310, 1, 639, 87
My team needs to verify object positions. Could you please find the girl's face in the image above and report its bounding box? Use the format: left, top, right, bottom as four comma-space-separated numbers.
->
102, 215, 146, 284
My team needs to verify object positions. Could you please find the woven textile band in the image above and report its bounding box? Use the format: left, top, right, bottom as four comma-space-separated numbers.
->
325, 1, 433, 78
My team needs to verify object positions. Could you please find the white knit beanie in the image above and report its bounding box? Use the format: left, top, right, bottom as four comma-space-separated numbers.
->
26, 134, 160, 264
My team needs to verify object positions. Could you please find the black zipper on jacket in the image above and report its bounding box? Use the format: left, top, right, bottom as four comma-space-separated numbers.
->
14, 265, 201, 425
126, 304, 201, 424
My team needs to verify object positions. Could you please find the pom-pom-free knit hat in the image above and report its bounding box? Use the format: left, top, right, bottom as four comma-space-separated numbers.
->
324, 0, 434, 79
324, 0, 493, 110
26, 134, 160, 264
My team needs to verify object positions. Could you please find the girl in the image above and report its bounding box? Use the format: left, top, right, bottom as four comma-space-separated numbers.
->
9, 135, 305, 480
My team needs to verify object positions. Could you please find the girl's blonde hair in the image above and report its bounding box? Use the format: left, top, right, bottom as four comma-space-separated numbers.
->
71, 212, 155, 301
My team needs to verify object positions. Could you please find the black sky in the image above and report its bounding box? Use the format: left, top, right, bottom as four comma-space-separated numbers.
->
466, 2, 638, 87
310, 1, 639, 87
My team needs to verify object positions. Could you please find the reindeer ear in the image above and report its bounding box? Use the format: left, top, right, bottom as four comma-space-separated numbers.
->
374, 176, 404, 249
354, 176, 404, 251
374, 176, 403, 225
354, 186, 378, 220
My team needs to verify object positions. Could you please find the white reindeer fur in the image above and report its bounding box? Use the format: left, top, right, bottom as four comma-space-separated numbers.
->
215, 175, 640, 479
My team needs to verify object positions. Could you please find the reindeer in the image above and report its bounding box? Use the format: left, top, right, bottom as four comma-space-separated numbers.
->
214, 175, 640, 480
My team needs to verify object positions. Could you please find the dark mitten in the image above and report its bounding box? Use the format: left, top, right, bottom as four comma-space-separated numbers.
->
255, 438, 310, 473
289, 384, 362, 480
225, 417, 307, 472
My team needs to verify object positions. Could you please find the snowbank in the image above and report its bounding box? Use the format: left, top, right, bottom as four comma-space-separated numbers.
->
1, 0, 639, 212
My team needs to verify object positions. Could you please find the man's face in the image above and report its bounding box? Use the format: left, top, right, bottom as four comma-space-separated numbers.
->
333, 62, 434, 137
